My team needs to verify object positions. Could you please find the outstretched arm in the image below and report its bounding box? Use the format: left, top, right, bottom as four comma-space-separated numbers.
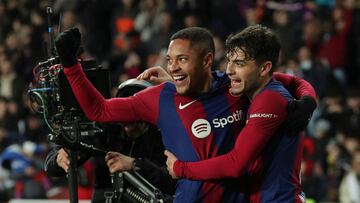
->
55, 27, 159, 124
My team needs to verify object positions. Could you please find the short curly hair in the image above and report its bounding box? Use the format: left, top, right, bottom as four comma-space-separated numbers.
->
225, 25, 280, 73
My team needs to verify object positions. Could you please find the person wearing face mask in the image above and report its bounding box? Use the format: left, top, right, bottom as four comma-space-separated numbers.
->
44, 79, 175, 202
297, 46, 330, 98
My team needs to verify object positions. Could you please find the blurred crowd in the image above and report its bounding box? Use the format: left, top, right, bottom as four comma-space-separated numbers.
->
0, 0, 360, 202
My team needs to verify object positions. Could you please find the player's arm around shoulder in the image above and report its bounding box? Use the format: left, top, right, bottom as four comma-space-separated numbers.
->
248, 89, 289, 131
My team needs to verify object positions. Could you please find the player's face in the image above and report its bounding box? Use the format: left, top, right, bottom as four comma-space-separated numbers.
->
226, 48, 263, 97
166, 39, 209, 96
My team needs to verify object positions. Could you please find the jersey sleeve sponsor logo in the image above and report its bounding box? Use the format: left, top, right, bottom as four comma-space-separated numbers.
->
191, 119, 211, 138
179, 100, 197, 110
249, 113, 278, 119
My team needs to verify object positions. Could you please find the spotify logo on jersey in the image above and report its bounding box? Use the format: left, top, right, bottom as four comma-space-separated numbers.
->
191, 119, 211, 138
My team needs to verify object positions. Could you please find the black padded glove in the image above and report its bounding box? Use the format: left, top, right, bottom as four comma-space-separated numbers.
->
54, 27, 81, 67
283, 96, 317, 136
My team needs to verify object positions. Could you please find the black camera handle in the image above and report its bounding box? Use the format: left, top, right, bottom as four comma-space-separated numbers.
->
65, 118, 81, 203
68, 149, 79, 203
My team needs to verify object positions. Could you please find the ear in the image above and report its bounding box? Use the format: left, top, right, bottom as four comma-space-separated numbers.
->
203, 52, 214, 69
260, 61, 272, 76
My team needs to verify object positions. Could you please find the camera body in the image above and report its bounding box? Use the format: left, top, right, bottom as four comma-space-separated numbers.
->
28, 58, 110, 149
29, 57, 171, 202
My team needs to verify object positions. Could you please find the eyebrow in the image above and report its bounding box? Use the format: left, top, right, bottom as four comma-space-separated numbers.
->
166, 54, 188, 58
232, 59, 247, 63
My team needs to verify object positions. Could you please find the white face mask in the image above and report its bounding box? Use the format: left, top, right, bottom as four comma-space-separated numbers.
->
300, 60, 312, 71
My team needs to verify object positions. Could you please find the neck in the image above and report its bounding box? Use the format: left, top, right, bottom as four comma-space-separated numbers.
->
202, 72, 213, 93
189, 71, 213, 97
247, 76, 272, 100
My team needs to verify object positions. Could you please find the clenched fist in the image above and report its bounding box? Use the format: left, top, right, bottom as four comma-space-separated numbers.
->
55, 27, 81, 67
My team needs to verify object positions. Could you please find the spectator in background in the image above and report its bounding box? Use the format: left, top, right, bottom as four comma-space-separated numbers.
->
346, 0, 360, 88
317, 5, 352, 90
60, 10, 77, 31
301, 19, 322, 54
1, 141, 49, 199
312, 119, 331, 166
0, 1, 11, 44
74, 0, 115, 62
134, 0, 164, 44
0, 97, 20, 136
111, 0, 138, 52
297, 46, 330, 98
145, 10, 174, 68
339, 149, 360, 202
320, 90, 347, 137
0, 56, 25, 134
344, 89, 360, 134
271, 9, 301, 63
108, 30, 147, 91
302, 161, 329, 202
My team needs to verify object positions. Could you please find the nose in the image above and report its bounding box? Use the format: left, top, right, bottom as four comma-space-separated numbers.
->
167, 60, 180, 73
226, 63, 235, 76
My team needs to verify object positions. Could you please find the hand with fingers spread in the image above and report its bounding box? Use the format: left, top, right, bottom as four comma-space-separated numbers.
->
164, 150, 179, 179
56, 148, 70, 173
137, 66, 172, 84
105, 151, 135, 173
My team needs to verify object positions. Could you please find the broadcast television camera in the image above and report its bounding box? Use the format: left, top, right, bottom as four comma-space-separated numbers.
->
29, 57, 172, 203
28, 58, 110, 149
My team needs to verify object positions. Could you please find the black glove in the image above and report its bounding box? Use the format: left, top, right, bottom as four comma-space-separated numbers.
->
54, 27, 81, 67
283, 96, 317, 136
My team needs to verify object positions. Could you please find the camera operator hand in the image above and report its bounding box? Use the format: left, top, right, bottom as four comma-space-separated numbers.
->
164, 150, 179, 179
56, 148, 70, 173
55, 27, 81, 67
105, 152, 135, 173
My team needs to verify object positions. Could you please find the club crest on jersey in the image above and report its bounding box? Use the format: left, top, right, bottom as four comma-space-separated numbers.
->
191, 119, 211, 138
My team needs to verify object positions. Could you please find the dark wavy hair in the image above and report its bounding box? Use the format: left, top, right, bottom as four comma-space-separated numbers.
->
225, 25, 280, 73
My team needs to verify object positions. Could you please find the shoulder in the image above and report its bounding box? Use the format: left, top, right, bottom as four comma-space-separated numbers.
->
262, 80, 294, 101
250, 82, 290, 114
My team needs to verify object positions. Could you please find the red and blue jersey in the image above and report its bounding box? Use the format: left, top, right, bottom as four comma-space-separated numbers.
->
174, 79, 307, 203
64, 63, 315, 203
65, 64, 249, 202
